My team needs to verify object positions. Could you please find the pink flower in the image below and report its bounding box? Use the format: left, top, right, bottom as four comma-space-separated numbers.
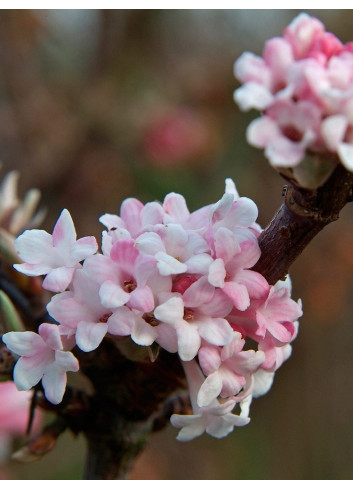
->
2, 324, 79, 404
208, 238, 269, 310
8, 178, 302, 441
283, 13, 342, 61
234, 13, 353, 173
142, 108, 211, 167
0, 381, 40, 436
0, 381, 42, 463
14, 209, 98, 292
229, 285, 302, 345
136, 224, 212, 276
154, 279, 234, 361
247, 99, 321, 167
170, 360, 250, 441
84, 238, 155, 312
197, 331, 265, 407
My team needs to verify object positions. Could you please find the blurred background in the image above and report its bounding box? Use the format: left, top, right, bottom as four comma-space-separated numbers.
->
1, 9, 353, 480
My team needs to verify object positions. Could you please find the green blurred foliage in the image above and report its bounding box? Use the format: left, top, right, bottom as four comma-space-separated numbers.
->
1, 9, 353, 480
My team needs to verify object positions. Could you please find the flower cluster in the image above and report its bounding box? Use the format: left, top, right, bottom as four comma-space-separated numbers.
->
234, 13, 353, 174
2, 179, 302, 441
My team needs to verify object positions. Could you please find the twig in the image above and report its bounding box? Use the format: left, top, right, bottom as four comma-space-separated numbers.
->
252, 162, 353, 284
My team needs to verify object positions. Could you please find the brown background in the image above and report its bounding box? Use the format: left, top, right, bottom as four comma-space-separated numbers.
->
1, 9, 353, 479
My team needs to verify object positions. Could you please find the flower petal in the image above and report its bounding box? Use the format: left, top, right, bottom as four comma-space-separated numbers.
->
42, 266, 76, 292
76, 321, 108, 352
197, 372, 223, 407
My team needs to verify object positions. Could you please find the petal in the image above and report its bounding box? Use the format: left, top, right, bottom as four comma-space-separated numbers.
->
70, 236, 98, 263
52, 209, 76, 248
110, 238, 139, 270
182, 276, 214, 308
131, 316, 158, 346
155, 251, 188, 276
338, 143, 353, 172
141, 202, 164, 227
208, 258, 226, 288
42, 266, 76, 292
14, 229, 54, 264
13, 262, 52, 276
198, 290, 233, 317
38, 323, 63, 351
224, 198, 258, 229
197, 317, 233, 346
206, 412, 250, 438
120, 198, 144, 237
198, 345, 222, 375
172, 416, 205, 442
234, 82, 274, 111
2, 331, 44, 356
176, 320, 201, 361
99, 281, 130, 309
76, 321, 108, 352
236, 270, 269, 299
223, 281, 250, 311
107, 308, 135, 336
252, 369, 275, 398
47, 296, 91, 328
154, 296, 184, 324
13, 354, 50, 391
321, 115, 347, 152
54, 350, 79, 372
197, 372, 223, 407
135, 232, 164, 255
214, 227, 241, 263
265, 137, 305, 167
246, 116, 282, 148
211, 193, 234, 223
225, 178, 240, 200
99, 213, 125, 230
128, 285, 155, 312
219, 369, 246, 397
84, 254, 118, 284
42, 365, 66, 404
155, 323, 178, 353
185, 253, 213, 275
163, 193, 190, 223
170, 413, 202, 429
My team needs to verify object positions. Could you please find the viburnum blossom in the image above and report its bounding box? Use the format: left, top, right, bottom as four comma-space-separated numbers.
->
2, 178, 302, 439
234, 13, 353, 175
2, 324, 79, 404
14, 209, 98, 292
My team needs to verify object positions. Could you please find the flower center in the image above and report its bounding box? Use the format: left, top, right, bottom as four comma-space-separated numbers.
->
99, 313, 112, 323
282, 125, 302, 142
124, 279, 137, 292
143, 312, 160, 327
183, 308, 194, 321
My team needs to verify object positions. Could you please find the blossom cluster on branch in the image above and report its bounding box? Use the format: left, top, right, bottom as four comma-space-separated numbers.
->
234, 13, 353, 179
2, 179, 302, 441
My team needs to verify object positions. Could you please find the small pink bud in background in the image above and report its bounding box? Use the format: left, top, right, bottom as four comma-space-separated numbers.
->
142, 108, 212, 167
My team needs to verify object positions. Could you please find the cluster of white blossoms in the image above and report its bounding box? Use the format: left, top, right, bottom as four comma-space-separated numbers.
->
234, 13, 353, 172
2, 179, 302, 441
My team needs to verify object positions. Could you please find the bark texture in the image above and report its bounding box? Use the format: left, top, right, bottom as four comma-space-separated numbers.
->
253, 163, 353, 285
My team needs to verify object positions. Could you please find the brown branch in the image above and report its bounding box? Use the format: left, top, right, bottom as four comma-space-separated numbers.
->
75, 340, 186, 480
253, 162, 353, 285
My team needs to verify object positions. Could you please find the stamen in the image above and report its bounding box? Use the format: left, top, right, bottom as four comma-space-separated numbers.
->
143, 312, 160, 327
183, 308, 194, 321
99, 313, 112, 323
124, 279, 137, 292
